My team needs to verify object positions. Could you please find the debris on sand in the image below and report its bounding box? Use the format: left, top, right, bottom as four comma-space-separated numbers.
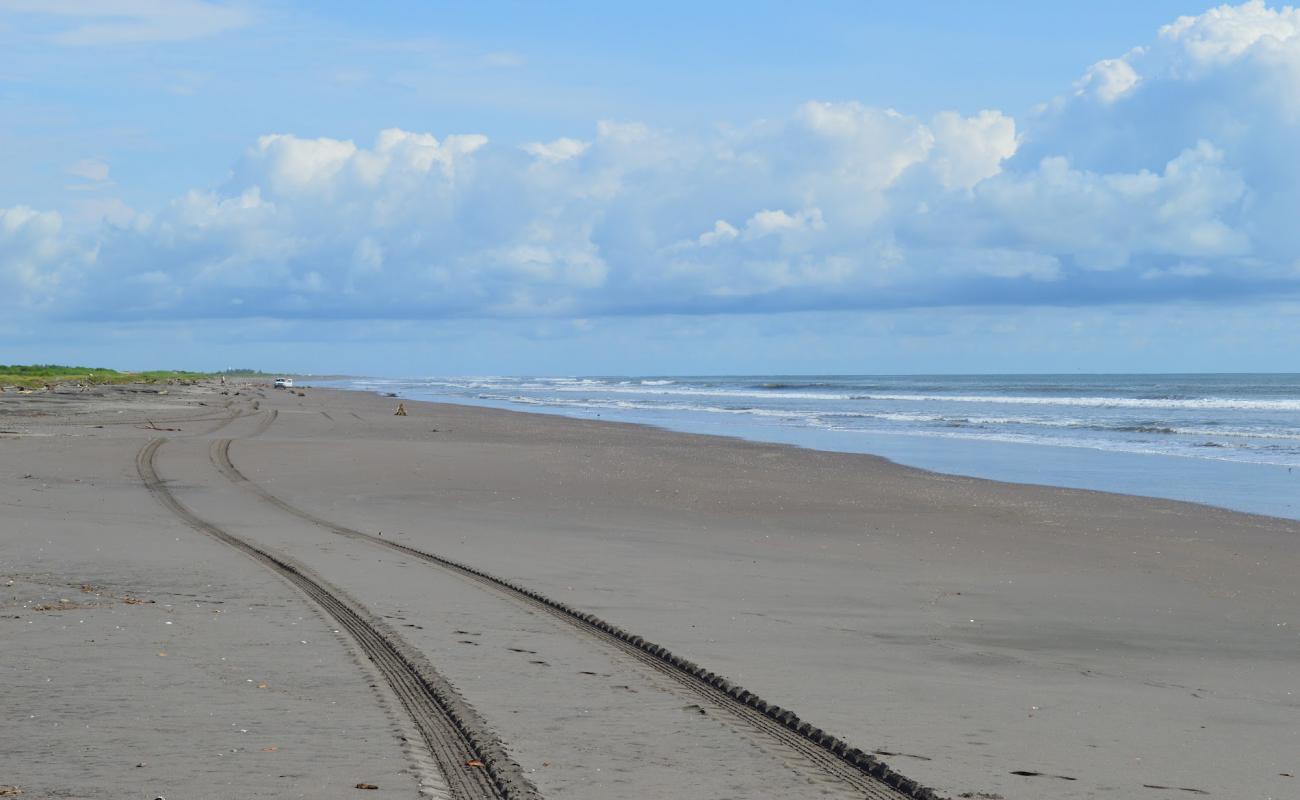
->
355, 783, 379, 790
466, 759, 484, 768
394, 403, 407, 416
0, 787, 23, 796
140, 420, 181, 432
33, 600, 86, 611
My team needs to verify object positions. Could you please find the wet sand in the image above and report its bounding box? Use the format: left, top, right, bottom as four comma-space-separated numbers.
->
2, 381, 1296, 799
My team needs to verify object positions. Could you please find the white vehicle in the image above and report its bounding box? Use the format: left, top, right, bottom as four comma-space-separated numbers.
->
274, 377, 294, 389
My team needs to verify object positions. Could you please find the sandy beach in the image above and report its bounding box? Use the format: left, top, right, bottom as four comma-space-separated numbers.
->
2, 380, 1296, 800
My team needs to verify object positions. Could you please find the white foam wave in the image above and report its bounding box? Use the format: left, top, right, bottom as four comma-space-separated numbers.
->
856, 393, 1300, 411
813, 425, 1300, 468
483, 380, 1300, 411
351, 376, 1300, 469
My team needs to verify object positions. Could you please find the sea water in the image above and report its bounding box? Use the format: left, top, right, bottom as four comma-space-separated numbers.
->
319, 374, 1300, 521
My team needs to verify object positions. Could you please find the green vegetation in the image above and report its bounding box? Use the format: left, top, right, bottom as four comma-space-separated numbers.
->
213, 368, 272, 376
0, 364, 212, 389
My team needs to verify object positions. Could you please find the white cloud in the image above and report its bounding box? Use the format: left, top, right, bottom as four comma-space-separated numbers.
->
251, 135, 358, 193
743, 208, 825, 239
0, 206, 80, 307
1075, 54, 1142, 103
7, 3, 1300, 321
65, 158, 110, 182
1159, 0, 1300, 66
524, 137, 590, 163
928, 110, 1019, 189
697, 220, 739, 246
795, 101, 936, 192
0, 0, 253, 45
968, 142, 1248, 271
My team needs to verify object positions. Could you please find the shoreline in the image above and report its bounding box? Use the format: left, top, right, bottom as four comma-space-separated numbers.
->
3, 380, 1297, 799
325, 381, 1300, 526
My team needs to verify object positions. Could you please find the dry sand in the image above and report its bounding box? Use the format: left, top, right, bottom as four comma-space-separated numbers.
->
1, 381, 1296, 799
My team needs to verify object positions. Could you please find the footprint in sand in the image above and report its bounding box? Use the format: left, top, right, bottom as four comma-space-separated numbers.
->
1010, 770, 1076, 781
875, 749, 932, 761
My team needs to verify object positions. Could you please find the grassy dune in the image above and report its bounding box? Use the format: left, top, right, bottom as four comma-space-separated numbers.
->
0, 364, 217, 389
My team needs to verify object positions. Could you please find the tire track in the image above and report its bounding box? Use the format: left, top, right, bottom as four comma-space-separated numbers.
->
28, 412, 238, 428
248, 408, 278, 438
137, 438, 540, 800
212, 438, 941, 800
202, 403, 249, 436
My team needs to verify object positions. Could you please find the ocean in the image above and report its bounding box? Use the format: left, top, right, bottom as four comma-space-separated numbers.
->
318, 374, 1300, 521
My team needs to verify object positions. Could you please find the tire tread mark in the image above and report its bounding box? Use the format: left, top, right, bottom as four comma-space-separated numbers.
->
247, 408, 278, 438
138, 438, 539, 800
213, 438, 943, 800
202, 405, 247, 436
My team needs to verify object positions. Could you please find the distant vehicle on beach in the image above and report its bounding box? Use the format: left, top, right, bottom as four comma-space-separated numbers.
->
274, 377, 294, 389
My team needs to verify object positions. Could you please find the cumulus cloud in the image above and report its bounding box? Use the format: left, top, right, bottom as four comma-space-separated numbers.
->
0, 206, 81, 308
743, 208, 825, 239
1074, 55, 1142, 103
1160, 0, 1300, 65
928, 110, 1019, 190
696, 220, 739, 247
955, 141, 1249, 271
5, 2, 1300, 321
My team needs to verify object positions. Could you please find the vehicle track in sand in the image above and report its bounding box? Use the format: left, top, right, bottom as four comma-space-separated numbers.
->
137, 438, 540, 800
211, 436, 941, 800
201, 400, 249, 435
2, 389, 248, 432
8, 410, 240, 429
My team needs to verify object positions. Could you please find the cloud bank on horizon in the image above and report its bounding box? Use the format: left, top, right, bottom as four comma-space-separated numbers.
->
4, 1, 1300, 324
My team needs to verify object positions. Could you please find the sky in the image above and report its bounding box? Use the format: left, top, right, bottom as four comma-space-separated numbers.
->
2, 0, 1300, 375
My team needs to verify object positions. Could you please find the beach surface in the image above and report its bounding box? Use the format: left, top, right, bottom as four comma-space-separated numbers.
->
2, 380, 1296, 799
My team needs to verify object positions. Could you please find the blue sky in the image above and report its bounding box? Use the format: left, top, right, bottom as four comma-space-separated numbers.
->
2, 1, 1299, 375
